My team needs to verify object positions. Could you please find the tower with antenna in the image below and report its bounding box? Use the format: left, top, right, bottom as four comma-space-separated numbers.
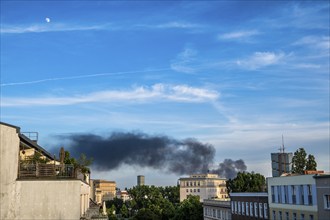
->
271, 135, 293, 177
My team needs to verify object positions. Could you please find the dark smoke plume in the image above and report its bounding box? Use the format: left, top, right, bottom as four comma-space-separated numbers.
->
212, 159, 247, 179
56, 132, 215, 175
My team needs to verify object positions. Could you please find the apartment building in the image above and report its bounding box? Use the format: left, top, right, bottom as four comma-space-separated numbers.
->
230, 192, 269, 220
203, 199, 231, 220
92, 179, 116, 204
267, 174, 330, 220
0, 122, 92, 220
179, 173, 228, 202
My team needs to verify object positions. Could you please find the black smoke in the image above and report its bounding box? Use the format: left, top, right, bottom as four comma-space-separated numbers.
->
212, 159, 247, 179
55, 132, 215, 175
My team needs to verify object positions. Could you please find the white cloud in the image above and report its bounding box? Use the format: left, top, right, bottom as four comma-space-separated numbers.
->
236, 51, 286, 70
218, 30, 260, 40
294, 35, 330, 50
170, 48, 198, 73
1, 23, 108, 34
1, 84, 219, 107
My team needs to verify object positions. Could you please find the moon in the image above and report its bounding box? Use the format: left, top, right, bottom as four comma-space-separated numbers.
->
45, 17, 51, 23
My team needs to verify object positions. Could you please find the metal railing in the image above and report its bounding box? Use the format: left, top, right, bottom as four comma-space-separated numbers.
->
19, 163, 75, 179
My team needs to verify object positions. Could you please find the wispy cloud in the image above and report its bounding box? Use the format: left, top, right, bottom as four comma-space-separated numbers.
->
218, 30, 260, 40
170, 47, 198, 73
0, 68, 171, 87
136, 21, 202, 29
293, 35, 330, 51
1, 23, 110, 34
1, 84, 219, 107
236, 51, 287, 70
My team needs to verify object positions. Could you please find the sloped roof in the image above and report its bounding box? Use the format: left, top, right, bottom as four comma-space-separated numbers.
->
19, 133, 54, 160
1, 121, 54, 160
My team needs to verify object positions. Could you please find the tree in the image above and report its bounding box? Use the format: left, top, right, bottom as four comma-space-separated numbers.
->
292, 148, 307, 174
306, 154, 317, 171
133, 208, 159, 220
127, 185, 180, 219
107, 204, 117, 220
105, 198, 124, 214
226, 172, 266, 193
159, 185, 180, 204
292, 148, 317, 174
64, 151, 76, 165
75, 153, 93, 174
173, 195, 203, 220
120, 204, 128, 218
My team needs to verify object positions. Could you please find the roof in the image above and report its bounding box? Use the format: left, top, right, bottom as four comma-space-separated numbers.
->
313, 174, 330, 179
230, 192, 268, 197
19, 133, 55, 160
0, 121, 20, 132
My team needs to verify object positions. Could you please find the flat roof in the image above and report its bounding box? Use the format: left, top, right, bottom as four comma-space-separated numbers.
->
230, 192, 268, 197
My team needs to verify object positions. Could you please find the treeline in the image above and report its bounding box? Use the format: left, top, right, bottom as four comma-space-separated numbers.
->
105, 185, 203, 220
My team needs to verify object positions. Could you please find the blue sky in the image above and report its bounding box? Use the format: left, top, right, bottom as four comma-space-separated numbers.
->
1, 1, 329, 189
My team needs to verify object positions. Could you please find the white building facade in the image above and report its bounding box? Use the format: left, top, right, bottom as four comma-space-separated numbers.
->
179, 173, 228, 202
0, 122, 91, 220
267, 174, 319, 220
203, 199, 231, 220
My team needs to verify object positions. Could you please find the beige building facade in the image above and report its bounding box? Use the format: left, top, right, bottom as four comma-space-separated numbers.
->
0, 122, 91, 220
179, 173, 228, 202
92, 179, 116, 204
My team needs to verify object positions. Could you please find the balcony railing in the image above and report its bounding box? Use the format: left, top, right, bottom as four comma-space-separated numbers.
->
19, 163, 75, 179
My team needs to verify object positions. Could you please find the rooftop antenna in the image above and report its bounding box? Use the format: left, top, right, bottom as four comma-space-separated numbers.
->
282, 134, 285, 153
279, 134, 285, 153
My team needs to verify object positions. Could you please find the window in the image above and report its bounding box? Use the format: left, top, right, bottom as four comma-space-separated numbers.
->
190, 189, 192, 193
254, 202, 258, 217
307, 185, 313, 205
309, 214, 314, 220
279, 211, 282, 220
278, 186, 282, 203
293, 213, 297, 220
259, 203, 263, 218
301, 213, 305, 220
250, 202, 253, 216
285, 212, 289, 220
272, 210, 276, 220
324, 194, 330, 209
284, 185, 288, 203
234, 201, 237, 214
292, 185, 297, 204
213, 209, 216, 217
300, 185, 304, 205
186, 189, 188, 192
197, 189, 200, 193
238, 201, 241, 215
246, 202, 249, 216
194, 189, 196, 192
271, 186, 275, 202
242, 202, 245, 215
264, 203, 268, 219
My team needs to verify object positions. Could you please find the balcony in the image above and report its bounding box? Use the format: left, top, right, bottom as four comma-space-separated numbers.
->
18, 162, 76, 179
